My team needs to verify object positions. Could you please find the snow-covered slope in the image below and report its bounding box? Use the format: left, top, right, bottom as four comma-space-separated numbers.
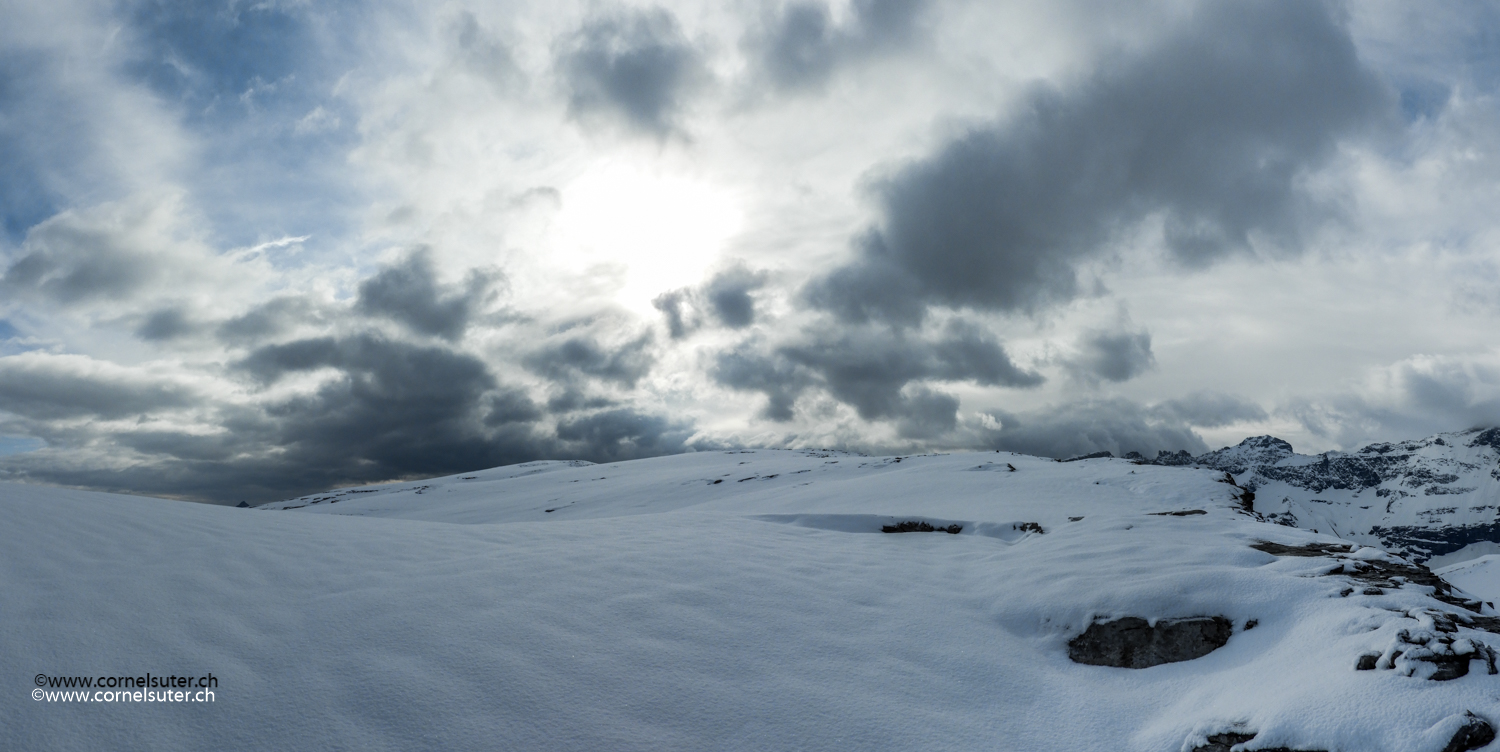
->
1167, 429, 1500, 567
7, 450, 1500, 751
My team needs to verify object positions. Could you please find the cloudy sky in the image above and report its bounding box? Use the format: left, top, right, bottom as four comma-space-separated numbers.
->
2, 0, 1499, 502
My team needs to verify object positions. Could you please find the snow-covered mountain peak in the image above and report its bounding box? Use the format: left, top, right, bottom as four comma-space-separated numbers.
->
1175, 428, 1500, 564
1195, 435, 1297, 474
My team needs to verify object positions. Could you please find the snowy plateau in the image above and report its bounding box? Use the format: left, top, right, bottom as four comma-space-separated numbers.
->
7, 433, 1500, 751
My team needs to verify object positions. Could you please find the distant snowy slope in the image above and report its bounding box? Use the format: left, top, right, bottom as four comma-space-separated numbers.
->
1440, 556, 1500, 607
7, 452, 1500, 751
254, 450, 1233, 526
1173, 429, 1500, 566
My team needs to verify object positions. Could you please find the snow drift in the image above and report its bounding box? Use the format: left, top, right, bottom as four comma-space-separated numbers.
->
6, 449, 1500, 750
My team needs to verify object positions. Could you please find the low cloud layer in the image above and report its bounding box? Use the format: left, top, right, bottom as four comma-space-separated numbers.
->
714, 320, 1043, 428
0, 251, 693, 502
983, 398, 1210, 460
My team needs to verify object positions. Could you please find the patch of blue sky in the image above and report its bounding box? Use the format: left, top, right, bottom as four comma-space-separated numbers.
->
1398, 79, 1452, 122
0, 52, 99, 243
1458, 3, 1500, 94
119, 0, 372, 256
0, 319, 42, 356
0, 436, 44, 456
123, 0, 327, 122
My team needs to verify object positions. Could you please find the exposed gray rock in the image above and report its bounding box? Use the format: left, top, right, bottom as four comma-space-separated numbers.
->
1189, 730, 1321, 752
881, 521, 961, 534
1152, 449, 1195, 466
1442, 713, 1495, 752
1250, 541, 1485, 614
1192, 435, 1295, 474
1191, 732, 1254, 752
1146, 428, 1500, 563
1068, 616, 1232, 668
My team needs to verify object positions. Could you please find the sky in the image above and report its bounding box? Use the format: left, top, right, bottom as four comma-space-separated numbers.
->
2, 0, 1500, 503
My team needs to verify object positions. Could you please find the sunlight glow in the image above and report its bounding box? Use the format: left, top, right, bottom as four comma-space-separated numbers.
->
549, 161, 743, 309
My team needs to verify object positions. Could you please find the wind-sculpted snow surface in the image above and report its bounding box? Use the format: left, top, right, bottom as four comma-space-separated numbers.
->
1161, 429, 1500, 568
6, 451, 1500, 750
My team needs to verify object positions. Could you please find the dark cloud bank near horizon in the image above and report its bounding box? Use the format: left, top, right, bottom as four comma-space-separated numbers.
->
0, 249, 701, 503
2, 0, 1477, 505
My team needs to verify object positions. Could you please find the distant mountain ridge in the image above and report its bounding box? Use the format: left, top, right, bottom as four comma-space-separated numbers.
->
1117, 428, 1500, 563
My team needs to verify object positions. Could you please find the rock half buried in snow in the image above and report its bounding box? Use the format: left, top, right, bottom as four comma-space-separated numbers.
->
1190, 731, 1325, 752
1068, 616, 1233, 668
880, 520, 962, 534
1442, 713, 1496, 752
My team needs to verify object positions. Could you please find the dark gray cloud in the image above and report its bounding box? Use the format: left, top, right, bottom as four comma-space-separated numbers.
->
556, 7, 706, 137
714, 320, 1041, 428
1, 211, 159, 304
983, 398, 1209, 459
136, 307, 197, 341
752, 0, 928, 91
217, 295, 330, 345
233, 334, 518, 479
0, 356, 197, 420
703, 265, 768, 328
893, 386, 959, 439
523, 331, 656, 388
0, 328, 698, 501
653, 264, 770, 338
1069, 328, 1155, 383
555, 407, 696, 462
355, 248, 501, 341
652, 288, 693, 339
711, 341, 812, 421
1154, 391, 1268, 428
482, 388, 544, 426
805, 0, 1389, 325
545, 388, 618, 414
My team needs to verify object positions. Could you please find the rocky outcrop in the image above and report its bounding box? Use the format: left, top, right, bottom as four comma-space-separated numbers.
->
1152, 449, 1196, 466
1068, 616, 1232, 668
881, 521, 962, 534
1189, 731, 1321, 752
1060, 451, 1113, 462
1249, 541, 1485, 613
1254, 540, 1500, 683
1193, 435, 1295, 475
1443, 713, 1496, 752
1189, 713, 1492, 752
1145, 429, 1500, 563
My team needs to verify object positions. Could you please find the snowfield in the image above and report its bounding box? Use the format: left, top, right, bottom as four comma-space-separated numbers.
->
7, 449, 1500, 751
1180, 428, 1500, 571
